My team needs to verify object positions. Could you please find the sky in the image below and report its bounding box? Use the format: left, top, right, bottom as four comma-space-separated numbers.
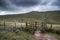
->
0, 0, 60, 15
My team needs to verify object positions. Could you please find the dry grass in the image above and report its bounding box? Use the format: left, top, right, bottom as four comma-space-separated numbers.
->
47, 24, 60, 30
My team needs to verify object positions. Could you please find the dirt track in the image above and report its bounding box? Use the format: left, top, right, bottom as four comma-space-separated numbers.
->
34, 31, 58, 40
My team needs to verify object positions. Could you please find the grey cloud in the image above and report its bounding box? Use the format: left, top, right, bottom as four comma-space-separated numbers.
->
0, 0, 14, 11
0, 0, 8, 10
39, 0, 60, 6
52, 0, 60, 6
0, 0, 60, 15
10, 0, 38, 7
0, 0, 39, 10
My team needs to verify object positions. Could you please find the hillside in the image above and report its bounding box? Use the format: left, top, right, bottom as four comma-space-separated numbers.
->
0, 11, 60, 23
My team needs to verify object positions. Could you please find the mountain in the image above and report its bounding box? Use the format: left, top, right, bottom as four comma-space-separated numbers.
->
0, 11, 60, 23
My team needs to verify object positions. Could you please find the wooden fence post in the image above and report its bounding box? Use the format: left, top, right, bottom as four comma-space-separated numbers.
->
15, 22, 16, 28
41, 22, 44, 31
26, 22, 28, 27
50, 23, 52, 32
4, 20, 5, 30
51, 24, 52, 29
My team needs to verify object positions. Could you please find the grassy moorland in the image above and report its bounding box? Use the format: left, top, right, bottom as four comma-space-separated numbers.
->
0, 11, 60, 23
0, 11, 60, 40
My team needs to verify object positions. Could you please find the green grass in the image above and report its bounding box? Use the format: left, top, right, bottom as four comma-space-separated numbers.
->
0, 31, 60, 40
0, 31, 35, 40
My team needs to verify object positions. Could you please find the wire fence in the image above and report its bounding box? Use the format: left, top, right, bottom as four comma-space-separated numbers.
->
0, 21, 60, 34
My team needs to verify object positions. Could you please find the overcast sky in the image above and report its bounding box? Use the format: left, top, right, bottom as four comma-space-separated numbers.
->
0, 0, 60, 15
